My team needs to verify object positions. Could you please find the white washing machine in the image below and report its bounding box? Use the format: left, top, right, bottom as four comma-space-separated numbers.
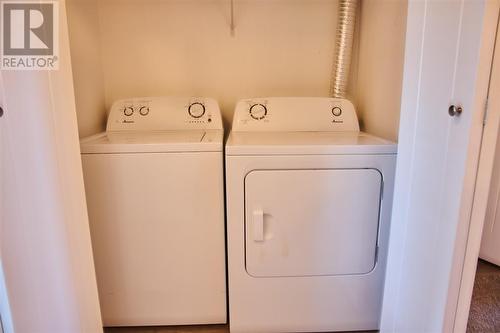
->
80, 97, 226, 327
225, 97, 397, 333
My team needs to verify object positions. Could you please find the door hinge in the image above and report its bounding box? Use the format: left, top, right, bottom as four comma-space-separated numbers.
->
483, 98, 489, 126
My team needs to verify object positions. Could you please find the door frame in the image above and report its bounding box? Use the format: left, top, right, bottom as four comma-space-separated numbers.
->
451, 5, 500, 332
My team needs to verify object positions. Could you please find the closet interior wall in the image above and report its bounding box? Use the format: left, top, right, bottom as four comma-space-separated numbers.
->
66, 0, 407, 141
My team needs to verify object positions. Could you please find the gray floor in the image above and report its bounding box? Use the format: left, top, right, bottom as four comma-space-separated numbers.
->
467, 260, 500, 333
105, 260, 500, 333
105, 325, 228, 333
104, 323, 375, 333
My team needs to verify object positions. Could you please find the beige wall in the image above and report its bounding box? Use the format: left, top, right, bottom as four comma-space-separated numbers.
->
66, 0, 106, 138
97, 0, 340, 129
67, 0, 407, 140
355, 0, 408, 141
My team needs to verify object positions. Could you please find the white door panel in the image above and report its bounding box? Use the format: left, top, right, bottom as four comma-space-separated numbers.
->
381, 1, 494, 332
0, 2, 102, 332
0, 64, 13, 333
245, 169, 382, 277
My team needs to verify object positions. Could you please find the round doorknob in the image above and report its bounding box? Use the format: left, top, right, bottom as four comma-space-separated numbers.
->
449, 105, 462, 117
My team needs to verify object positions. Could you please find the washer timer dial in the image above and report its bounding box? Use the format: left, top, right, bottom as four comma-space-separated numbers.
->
249, 104, 267, 120
188, 102, 206, 118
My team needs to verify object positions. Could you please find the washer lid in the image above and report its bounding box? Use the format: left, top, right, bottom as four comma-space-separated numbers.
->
225, 131, 397, 155
80, 130, 222, 154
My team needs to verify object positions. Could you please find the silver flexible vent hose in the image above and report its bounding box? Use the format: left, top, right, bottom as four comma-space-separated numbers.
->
330, 0, 358, 98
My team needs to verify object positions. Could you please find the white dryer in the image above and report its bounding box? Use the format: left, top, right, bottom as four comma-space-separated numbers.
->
225, 97, 397, 333
80, 97, 226, 327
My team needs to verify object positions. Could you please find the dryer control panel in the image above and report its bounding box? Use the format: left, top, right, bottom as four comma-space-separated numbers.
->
232, 97, 359, 132
106, 97, 223, 132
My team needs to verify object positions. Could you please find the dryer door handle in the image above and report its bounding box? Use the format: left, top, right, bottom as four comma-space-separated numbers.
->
252, 209, 264, 242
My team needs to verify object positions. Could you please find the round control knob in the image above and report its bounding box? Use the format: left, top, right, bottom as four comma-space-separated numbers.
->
188, 102, 205, 118
332, 106, 342, 117
249, 104, 267, 120
139, 106, 149, 116
123, 106, 134, 116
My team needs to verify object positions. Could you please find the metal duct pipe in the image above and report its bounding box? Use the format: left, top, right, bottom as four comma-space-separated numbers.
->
330, 0, 358, 98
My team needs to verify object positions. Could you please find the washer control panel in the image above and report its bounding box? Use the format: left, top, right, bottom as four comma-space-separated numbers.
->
107, 97, 222, 131
232, 97, 359, 132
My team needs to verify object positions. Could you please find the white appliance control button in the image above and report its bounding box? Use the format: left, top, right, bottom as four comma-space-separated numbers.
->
123, 107, 134, 116
332, 107, 342, 117
332, 106, 342, 117
249, 104, 267, 120
139, 106, 149, 116
188, 102, 205, 118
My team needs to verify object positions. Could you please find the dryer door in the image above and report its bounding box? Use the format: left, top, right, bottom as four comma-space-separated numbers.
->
245, 169, 382, 277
